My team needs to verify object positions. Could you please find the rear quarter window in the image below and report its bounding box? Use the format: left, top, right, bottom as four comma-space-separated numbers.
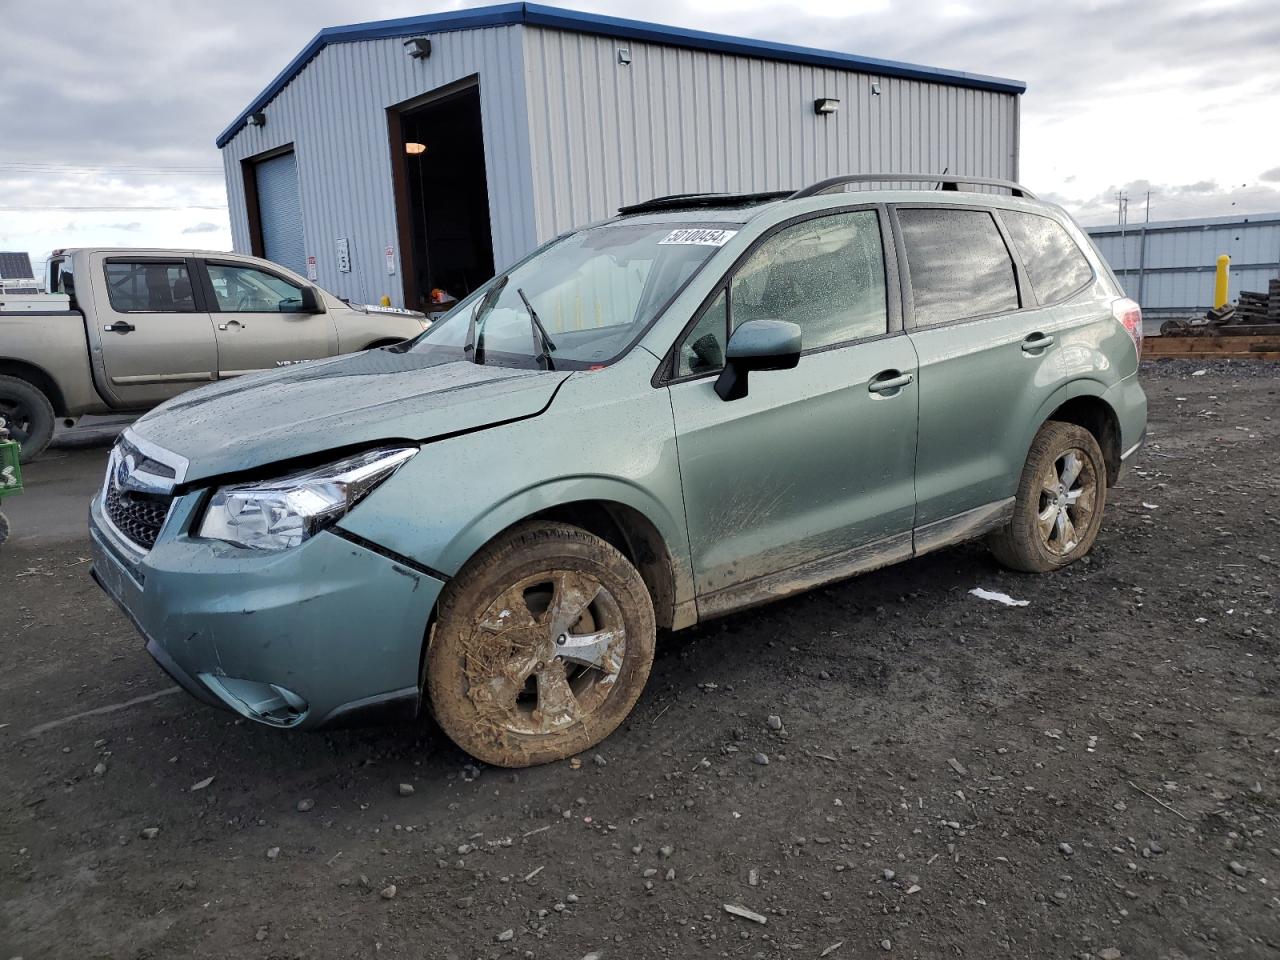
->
1001, 210, 1094, 305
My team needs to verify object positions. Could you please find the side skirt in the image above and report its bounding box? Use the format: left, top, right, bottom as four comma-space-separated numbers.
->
693, 498, 1015, 623
912, 497, 1015, 559
696, 532, 913, 621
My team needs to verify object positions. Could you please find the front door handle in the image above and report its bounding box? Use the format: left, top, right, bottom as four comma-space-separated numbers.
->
868, 370, 914, 394
1021, 333, 1055, 353
217, 320, 246, 331
103, 321, 135, 334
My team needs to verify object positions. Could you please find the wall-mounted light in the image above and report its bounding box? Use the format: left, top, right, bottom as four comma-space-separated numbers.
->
403, 37, 432, 59
813, 98, 840, 116
871, 81, 882, 96
404, 142, 427, 155
617, 47, 632, 65
247, 111, 266, 127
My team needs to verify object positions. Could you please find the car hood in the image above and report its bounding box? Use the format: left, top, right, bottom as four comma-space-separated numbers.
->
131, 350, 570, 483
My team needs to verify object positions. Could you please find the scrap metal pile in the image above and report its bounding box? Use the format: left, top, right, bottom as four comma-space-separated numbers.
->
1147, 278, 1280, 360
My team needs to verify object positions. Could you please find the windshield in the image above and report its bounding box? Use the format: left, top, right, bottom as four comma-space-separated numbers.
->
407, 220, 739, 369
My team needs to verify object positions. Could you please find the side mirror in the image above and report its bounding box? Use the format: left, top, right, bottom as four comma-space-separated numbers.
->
299, 286, 324, 313
714, 319, 801, 401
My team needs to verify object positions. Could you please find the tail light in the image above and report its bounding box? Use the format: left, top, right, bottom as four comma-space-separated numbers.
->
1113, 297, 1142, 356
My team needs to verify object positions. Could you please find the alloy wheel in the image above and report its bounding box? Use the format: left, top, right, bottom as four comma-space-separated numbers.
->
463, 569, 626, 736
1036, 448, 1098, 555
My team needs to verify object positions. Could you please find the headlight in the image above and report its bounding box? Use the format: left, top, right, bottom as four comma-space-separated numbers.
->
198, 446, 416, 551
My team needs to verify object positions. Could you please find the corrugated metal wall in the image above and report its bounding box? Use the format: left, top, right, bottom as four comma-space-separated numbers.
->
221, 25, 537, 306
221, 22, 1020, 307
1088, 215, 1280, 319
520, 26, 1019, 239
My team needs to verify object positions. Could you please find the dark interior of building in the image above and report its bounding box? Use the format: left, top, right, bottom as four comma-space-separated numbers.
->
399, 85, 495, 311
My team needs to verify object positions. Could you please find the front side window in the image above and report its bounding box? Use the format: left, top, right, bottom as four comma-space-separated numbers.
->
205, 263, 306, 313
103, 261, 196, 313
730, 211, 887, 349
409, 220, 736, 369
672, 210, 888, 377
898, 208, 1019, 326
1001, 210, 1094, 305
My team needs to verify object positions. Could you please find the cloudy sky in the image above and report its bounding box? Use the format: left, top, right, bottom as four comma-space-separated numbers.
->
3, 0, 1279, 279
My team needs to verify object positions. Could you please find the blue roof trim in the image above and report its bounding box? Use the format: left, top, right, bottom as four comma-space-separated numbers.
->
216, 2, 1026, 148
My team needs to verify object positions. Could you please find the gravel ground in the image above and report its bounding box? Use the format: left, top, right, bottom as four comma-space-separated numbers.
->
2, 361, 1278, 959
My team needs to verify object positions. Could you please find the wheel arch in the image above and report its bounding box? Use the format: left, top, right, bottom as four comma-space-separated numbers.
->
438, 481, 692, 632
0, 358, 68, 416
415, 487, 690, 699
1027, 381, 1122, 486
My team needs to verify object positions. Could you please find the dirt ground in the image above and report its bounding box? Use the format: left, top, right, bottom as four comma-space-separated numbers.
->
2, 361, 1278, 960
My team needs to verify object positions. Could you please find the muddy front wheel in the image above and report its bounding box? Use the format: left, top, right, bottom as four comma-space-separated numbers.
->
427, 522, 656, 767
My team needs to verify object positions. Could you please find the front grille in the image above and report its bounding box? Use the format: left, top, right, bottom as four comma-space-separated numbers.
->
104, 485, 172, 550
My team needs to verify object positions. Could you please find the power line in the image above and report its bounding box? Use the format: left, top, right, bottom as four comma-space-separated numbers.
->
0, 204, 228, 211
0, 161, 223, 175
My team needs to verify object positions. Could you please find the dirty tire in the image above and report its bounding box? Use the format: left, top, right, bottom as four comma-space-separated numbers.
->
0, 375, 55, 463
988, 421, 1108, 574
427, 522, 656, 768
0, 511, 8, 545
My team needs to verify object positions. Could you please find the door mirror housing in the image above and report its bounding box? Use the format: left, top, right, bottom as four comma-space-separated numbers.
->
298, 286, 324, 314
714, 319, 802, 401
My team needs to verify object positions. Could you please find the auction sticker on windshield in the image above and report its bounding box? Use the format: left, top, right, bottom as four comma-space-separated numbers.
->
658, 228, 738, 246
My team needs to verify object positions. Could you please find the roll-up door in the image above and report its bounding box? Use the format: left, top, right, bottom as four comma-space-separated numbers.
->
253, 151, 306, 276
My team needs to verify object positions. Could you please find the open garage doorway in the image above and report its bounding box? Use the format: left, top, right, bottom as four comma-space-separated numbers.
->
389, 80, 495, 313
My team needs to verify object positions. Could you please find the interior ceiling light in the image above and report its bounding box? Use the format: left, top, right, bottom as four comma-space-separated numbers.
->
404, 142, 427, 155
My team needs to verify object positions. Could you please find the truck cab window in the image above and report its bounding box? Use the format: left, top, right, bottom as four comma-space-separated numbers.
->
205, 263, 306, 313
104, 261, 197, 313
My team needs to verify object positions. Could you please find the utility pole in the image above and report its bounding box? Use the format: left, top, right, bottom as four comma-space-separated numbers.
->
1137, 191, 1151, 305
1117, 191, 1129, 275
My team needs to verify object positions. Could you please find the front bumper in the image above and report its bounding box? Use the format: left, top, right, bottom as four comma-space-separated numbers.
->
89, 491, 444, 729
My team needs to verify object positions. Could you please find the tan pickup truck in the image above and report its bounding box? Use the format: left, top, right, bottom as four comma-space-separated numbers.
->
0, 248, 430, 460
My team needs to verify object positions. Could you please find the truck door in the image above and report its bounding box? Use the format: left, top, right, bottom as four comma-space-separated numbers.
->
94, 256, 219, 407
197, 259, 336, 377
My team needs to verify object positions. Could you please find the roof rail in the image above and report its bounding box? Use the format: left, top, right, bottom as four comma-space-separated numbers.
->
790, 174, 1036, 200
618, 190, 793, 215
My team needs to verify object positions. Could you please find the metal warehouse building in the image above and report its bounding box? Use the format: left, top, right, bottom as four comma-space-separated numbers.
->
217, 2, 1025, 310
1088, 213, 1280, 325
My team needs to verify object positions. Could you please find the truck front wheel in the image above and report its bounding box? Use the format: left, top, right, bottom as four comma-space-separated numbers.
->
0, 375, 55, 462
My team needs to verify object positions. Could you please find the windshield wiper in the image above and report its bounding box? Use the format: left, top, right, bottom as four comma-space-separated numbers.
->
463, 275, 508, 364
516, 287, 557, 371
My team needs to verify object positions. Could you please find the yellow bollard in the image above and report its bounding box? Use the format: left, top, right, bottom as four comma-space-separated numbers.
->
1213, 254, 1230, 310
380, 295, 391, 307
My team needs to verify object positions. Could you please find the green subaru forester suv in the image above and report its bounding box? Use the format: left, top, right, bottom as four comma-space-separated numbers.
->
90, 175, 1146, 767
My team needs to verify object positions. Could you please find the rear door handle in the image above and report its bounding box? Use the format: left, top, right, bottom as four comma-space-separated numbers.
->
103, 321, 135, 334
868, 370, 914, 394
217, 320, 246, 331
1022, 333, 1055, 353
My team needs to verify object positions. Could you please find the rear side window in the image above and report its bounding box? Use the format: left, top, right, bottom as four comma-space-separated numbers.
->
1001, 210, 1094, 305
104, 261, 197, 313
898, 208, 1018, 326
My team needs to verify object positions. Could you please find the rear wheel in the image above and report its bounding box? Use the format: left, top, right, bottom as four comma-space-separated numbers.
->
0, 375, 55, 462
988, 421, 1107, 573
427, 522, 656, 767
